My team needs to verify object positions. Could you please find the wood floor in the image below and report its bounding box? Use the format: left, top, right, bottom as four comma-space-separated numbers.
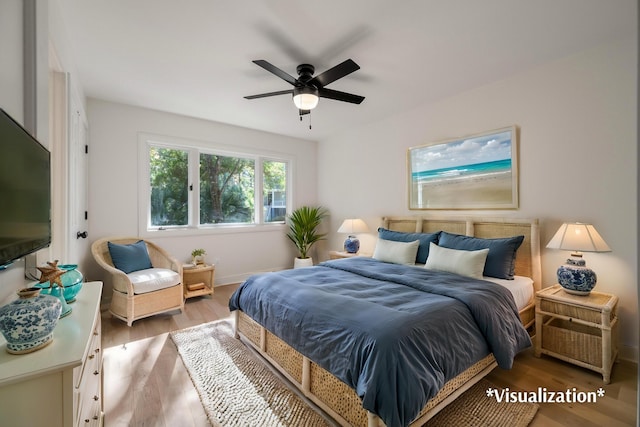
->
102, 283, 638, 427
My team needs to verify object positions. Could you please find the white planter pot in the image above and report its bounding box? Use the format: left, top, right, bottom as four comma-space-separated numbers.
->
294, 257, 313, 269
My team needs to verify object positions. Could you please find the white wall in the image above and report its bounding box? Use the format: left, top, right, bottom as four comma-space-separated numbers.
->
85, 99, 318, 299
0, 0, 50, 305
0, 0, 27, 304
318, 38, 638, 360
0, 1, 23, 121
49, 0, 86, 113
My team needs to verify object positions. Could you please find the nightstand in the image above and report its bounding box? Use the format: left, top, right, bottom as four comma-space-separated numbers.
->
183, 264, 215, 299
328, 251, 370, 260
535, 284, 618, 383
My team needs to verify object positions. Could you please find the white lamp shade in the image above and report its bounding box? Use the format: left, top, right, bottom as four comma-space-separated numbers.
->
293, 87, 319, 110
337, 219, 369, 234
546, 223, 611, 252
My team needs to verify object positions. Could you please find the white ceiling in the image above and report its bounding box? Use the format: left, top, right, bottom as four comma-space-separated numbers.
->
55, 0, 636, 141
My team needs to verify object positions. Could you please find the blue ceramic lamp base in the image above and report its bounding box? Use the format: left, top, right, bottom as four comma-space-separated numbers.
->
557, 255, 597, 295
343, 236, 360, 254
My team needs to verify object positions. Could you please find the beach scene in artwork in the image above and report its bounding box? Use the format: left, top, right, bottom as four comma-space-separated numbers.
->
410, 129, 516, 208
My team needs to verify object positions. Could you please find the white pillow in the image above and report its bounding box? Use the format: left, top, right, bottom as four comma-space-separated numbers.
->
424, 242, 489, 279
373, 239, 420, 265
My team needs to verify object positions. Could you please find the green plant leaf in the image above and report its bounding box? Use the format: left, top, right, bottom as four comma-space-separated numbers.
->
286, 206, 328, 259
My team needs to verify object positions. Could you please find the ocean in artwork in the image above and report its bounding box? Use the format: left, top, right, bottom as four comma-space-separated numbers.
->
412, 158, 512, 183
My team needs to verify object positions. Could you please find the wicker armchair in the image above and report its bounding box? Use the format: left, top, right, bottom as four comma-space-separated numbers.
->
91, 237, 184, 326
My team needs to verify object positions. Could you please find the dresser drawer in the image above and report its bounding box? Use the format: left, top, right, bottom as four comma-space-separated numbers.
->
74, 309, 102, 427
75, 314, 102, 389
76, 357, 101, 425
78, 394, 103, 427
77, 367, 102, 426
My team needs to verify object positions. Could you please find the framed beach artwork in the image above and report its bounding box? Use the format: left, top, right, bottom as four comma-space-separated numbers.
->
408, 126, 518, 209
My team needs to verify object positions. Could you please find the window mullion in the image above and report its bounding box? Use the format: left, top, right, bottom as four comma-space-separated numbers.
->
285, 160, 292, 217
255, 157, 264, 224
190, 148, 200, 227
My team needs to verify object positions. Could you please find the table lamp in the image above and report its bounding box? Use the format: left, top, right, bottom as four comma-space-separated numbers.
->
337, 219, 369, 253
546, 222, 611, 295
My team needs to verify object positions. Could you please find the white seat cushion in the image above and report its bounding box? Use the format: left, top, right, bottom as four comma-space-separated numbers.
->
127, 268, 181, 294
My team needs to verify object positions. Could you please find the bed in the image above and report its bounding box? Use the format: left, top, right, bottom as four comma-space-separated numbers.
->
230, 216, 541, 427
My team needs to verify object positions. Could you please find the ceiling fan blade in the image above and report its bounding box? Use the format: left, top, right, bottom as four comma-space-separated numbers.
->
252, 60, 297, 85
310, 59, 360, 88
244, 89, 292, 100
318, 88, 365, 104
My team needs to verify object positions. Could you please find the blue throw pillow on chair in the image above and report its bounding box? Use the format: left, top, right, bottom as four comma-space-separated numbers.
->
108, 240, 153, 274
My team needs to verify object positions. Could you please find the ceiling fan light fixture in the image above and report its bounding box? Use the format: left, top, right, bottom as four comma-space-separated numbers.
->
293, 86, 319, 110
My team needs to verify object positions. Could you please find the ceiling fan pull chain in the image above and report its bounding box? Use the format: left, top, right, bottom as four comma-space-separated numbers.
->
309, 112, 312, 130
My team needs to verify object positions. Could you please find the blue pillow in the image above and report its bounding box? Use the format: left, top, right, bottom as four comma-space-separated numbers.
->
437, 231, 524, 279
108, 240, 153, 274
377, 228, 440, 264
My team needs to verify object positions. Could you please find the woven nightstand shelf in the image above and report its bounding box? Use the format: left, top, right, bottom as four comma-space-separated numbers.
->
535, 284, 618, 383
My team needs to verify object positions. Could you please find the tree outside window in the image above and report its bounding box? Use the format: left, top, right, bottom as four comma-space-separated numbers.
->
149, 147, 188, 226
200, 153, 255, 224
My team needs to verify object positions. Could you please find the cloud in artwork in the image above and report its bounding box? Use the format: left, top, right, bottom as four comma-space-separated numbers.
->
411, 130, 512, 172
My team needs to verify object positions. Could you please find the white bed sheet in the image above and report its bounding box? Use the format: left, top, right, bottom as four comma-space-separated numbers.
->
414, 261, 534, 311
483, 275, 534, 310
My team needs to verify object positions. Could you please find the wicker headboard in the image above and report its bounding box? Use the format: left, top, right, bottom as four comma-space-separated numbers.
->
381, 216, 542, 292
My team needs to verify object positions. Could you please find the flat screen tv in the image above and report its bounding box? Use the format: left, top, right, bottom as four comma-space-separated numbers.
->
0, 108, 51, 269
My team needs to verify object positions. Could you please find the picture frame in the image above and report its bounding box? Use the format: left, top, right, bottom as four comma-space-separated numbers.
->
408, 126, 518, 210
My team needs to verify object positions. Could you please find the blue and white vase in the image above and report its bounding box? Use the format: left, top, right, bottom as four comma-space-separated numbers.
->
0, 287, 62, 354
557, 257, 597, 295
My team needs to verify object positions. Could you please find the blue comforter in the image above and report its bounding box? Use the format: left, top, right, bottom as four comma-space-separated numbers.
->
229, 257, 530, 427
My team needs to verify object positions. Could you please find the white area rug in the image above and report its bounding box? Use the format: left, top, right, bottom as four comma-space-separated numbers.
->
170, 319, 332, 427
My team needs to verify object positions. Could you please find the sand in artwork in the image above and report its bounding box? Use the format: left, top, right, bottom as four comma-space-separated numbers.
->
412, 170, 514, 208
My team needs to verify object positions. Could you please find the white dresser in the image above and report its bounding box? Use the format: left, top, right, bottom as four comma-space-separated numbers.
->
0, 282, 103, 426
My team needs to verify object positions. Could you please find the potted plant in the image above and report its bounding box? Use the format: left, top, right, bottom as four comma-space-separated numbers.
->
286, 206, 328, 268
191, 248, 206, 265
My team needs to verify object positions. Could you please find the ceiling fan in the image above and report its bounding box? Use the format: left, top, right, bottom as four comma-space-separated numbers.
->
244, 59, 365, 117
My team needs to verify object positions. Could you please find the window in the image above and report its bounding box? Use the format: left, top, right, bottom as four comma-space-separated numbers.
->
263, 161, 287, 223
140, 135, 291, 233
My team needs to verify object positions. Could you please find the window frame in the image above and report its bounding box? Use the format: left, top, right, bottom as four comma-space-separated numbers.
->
137, 133, 293, 237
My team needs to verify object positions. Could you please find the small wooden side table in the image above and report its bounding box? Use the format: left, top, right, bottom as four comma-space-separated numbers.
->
535, 284, 618, 383
183, 264, 215, 299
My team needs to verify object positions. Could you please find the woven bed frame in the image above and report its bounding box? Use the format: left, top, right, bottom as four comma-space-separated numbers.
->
234, 216, 541, 427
